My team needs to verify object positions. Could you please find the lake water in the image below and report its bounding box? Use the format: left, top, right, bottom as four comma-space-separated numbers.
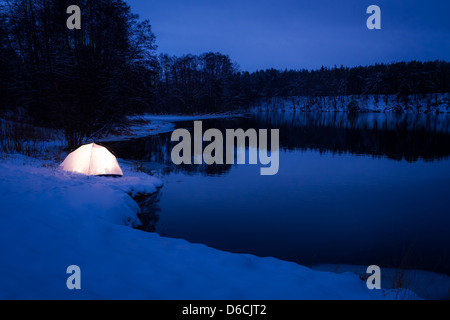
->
105, 112, 450, 275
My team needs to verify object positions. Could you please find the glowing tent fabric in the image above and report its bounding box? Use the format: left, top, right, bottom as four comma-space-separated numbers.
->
60, 143, 123, 177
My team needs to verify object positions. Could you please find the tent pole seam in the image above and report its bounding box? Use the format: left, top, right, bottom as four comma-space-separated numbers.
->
88, 143, 95, 177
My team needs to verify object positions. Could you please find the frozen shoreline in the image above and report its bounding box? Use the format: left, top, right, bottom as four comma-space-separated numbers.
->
0, 155, 421, 299
98, 112, 243, 142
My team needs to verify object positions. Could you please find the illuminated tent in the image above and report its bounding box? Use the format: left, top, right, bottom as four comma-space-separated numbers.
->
60, 143, 123, 177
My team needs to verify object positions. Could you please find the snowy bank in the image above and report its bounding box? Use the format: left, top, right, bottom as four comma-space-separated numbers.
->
258, 94, 450, 113
312, 264, 450, 300
99, 112, 243, 142
0, 155, 418, 299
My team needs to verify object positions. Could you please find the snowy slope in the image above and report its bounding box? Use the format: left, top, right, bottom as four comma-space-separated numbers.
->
0, 155, 417, 299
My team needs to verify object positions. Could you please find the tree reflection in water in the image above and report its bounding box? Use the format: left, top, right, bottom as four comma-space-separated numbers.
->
106, 112, 450, 176
104, 112, 450, 234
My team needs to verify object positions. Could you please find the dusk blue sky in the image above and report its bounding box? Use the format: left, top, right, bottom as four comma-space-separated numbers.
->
127, 0, 450, 71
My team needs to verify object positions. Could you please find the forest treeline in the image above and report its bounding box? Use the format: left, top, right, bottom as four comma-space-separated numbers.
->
1, 0, 158, 147
1, 0, 449, 147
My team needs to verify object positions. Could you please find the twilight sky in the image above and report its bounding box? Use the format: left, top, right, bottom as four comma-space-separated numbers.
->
127, 0, 450, 71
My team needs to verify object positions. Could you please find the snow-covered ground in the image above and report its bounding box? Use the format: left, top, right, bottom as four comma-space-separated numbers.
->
0, 155, 418, 299
312, 265, 450, 300
98, 112, 242, 142
0, 119, 65, 157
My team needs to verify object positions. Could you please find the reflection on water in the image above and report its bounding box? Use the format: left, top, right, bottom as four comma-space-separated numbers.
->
271, 111, 450, 162
103, 112, 450, 275
108, 112, 450, 176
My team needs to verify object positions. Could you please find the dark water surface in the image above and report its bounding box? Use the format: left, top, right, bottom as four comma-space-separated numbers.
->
106, 112, 450, 275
